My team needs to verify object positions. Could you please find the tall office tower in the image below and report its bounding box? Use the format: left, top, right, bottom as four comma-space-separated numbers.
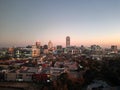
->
48, 40, 53, 49
36, 41, 41, 48
66, 36, 70, 47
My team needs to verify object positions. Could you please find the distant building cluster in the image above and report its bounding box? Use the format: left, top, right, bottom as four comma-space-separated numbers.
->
0, 36, 120, 90
0, 36, 120, 60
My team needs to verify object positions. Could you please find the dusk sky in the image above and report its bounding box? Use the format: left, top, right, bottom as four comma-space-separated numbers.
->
0, 0, 120, 48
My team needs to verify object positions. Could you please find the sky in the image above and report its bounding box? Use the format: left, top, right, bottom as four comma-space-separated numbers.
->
0, 0, 120, 48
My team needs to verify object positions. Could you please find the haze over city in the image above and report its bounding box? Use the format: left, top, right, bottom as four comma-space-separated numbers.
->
0, 0, 120, 48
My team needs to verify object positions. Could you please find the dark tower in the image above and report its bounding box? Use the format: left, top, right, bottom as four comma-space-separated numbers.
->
66, 36, 70, 47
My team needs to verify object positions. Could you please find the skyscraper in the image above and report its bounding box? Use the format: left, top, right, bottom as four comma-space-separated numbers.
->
48, 40, 53, 50
66, 36, 70, 47
36, 41, 41, 48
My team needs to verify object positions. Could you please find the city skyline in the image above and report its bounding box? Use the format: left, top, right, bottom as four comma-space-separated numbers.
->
0, 0, 120, 48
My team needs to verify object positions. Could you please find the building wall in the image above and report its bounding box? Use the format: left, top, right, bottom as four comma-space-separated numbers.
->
5, 73, 33, 81
32, 45, 40, 57
66, 36, 70, 47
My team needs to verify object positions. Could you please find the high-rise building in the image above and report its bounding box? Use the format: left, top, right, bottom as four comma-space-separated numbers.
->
36, 41, 41, 48
43, 45, 48, 54
48, 40, 53, 50
44, 45, 48, 49
66, 36, 70, 47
